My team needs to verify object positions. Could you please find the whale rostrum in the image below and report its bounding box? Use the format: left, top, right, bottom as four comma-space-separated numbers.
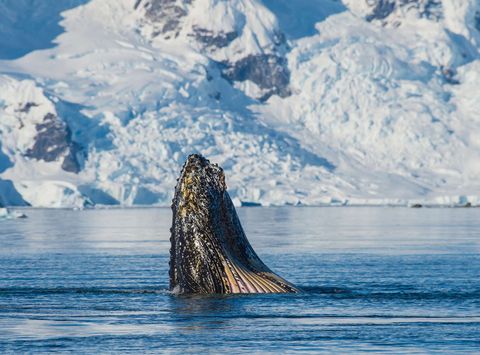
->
169, 154, 299, 294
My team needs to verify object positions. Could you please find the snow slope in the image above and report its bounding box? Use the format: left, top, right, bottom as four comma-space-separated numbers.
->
0, 0, 479, 207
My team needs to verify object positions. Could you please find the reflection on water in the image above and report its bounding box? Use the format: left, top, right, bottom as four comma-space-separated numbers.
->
0, 207, 479, 353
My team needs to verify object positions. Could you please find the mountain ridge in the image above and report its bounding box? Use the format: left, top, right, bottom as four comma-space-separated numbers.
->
0, 0, 479, 207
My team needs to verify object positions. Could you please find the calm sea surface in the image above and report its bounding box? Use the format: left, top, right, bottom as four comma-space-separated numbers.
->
0, 207, 479, 353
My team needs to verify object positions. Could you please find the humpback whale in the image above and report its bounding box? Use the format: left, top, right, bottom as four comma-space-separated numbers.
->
169, 154, 299, 294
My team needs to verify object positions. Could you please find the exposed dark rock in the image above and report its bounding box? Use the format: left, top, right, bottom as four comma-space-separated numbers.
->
17, 102, 39, 113
221, 54, 291, 101
366, 0, 443, 23
418, 0, 443, 21
475, 11, 480, 32
366, 0, 396, 21
135, 0, 193, 37
193, 27, 238, 48
440, 66, 460, 85
135, 1, 290, 101
272, 31, 286, 46
25, 113, 84, 173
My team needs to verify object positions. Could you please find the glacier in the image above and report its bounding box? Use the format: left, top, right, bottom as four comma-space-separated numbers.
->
0, 0, 479, 208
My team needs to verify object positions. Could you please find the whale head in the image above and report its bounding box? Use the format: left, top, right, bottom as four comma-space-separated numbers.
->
169, 154, 298, 294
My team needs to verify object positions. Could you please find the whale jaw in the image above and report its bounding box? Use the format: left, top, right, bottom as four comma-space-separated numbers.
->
169, 154, 298, 294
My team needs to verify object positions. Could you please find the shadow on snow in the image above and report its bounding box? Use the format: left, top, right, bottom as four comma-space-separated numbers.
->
261, 0, 346, 40
0, 0, 90, 60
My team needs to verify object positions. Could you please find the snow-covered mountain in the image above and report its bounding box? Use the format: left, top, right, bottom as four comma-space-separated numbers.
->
0, 0, 479, 207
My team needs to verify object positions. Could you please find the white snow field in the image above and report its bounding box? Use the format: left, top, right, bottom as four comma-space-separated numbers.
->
0, 0, 479, 207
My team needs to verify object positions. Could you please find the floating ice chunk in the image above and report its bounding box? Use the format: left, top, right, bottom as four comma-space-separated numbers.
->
0, 208, 27, 219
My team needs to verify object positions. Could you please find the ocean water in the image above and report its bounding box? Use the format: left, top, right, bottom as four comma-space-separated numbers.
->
0, 207, 479, 353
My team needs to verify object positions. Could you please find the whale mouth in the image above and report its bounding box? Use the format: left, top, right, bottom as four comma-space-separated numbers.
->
169, 154, 299, 294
